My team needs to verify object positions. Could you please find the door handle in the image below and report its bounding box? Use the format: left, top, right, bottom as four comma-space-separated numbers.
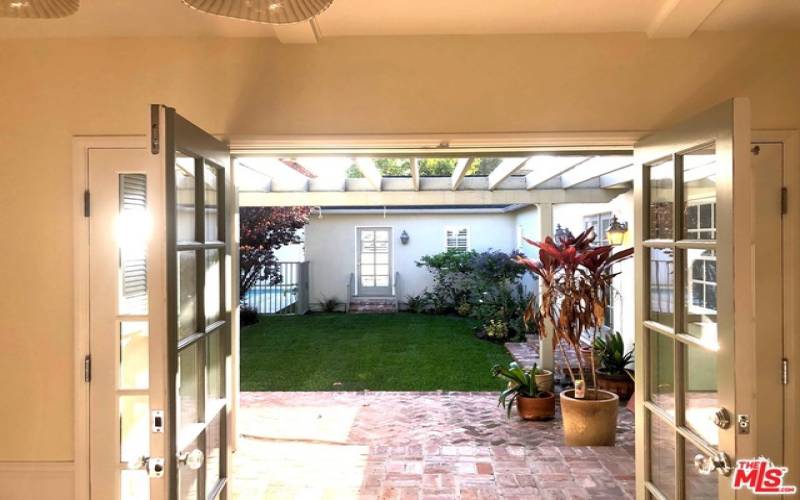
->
693, 452, 733, 477
177, 449, 204, 470
128, 456, 165, 478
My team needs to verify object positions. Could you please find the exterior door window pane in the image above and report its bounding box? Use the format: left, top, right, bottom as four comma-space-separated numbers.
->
178, 437, 200, 500
175, 154, 196, 243
684, 249, 718, 348
178, 345, 200, 433
684, 440, 717, 499
205, 249, 221, 326
206, 330, 223, 401
648, 158, 674, 239
204, 164, 219, 242
178, 251, 198, 340
119, 395, 149, 463
121, 470, 150, 500
649, 413, 676, 500
685, 343, 719, 446
682, 144, 717, 240
649, 330, 675, 417
205, 412, 223, 495
120, 321, 149, 390
649, 248, 674, 327
118, 174, 149, 315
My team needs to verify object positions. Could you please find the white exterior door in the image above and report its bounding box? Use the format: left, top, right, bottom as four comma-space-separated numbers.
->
634, 98, 750, 500
357, 227, 392, 296
88, 147, 168, 500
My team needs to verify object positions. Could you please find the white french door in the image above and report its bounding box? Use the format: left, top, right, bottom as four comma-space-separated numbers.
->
356, 227, 392, 296
634, 99, 750, 500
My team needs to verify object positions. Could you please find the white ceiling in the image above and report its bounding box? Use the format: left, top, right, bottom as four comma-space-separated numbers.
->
1, 0, 798, 40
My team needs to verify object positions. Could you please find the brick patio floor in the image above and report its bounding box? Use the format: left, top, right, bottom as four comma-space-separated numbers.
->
233, 392, 635, 499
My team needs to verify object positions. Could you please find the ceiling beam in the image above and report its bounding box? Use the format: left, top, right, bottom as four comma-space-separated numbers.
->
599, 165, 636, 189
273, 18, 321, 44
240, 188, 622, 207
355, 158, 383, 191
451, 158, 474, 190
487, 158, 530, 191
525, 156, 589, 190
560, 156, 633, 189
411, 158, 420, 191
647, 0, 723, 38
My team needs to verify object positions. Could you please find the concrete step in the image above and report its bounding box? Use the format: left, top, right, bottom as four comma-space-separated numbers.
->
349, 297, 398, 313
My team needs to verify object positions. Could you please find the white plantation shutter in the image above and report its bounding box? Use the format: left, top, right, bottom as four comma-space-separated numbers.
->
445, 226, 469, 252
119, 174, 148, 315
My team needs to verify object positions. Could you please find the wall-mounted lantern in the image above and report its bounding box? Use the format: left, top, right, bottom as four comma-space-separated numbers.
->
606, 215, 629, 246
400, 230, 410, 245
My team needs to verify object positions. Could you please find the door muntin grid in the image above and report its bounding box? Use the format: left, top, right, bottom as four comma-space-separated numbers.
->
643, 143, 723, 500
358, 228, 391, 294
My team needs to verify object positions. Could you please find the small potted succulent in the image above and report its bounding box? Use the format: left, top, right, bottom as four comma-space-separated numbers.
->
593, 331, 635, 400
492, 362, 555, 421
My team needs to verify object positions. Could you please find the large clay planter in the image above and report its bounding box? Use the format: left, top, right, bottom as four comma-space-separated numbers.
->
595, 369, 635, 400
534, 370, 554, 393
516, 392, 556, 421
560, 389, 619, 446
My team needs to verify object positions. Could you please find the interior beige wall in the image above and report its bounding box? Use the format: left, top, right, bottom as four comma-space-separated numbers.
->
1, 31, 799, 463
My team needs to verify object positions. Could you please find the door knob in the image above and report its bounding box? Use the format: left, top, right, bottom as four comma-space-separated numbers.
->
177, 449, 204, 470
128, 456, 165, 478
712, 408, 731, 429
693, 452, 733, 477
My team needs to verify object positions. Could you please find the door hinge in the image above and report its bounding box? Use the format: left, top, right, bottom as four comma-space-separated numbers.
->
83, 190, 90, 217
782, 358, 789, 385
150, 104, 160, 155
781, 187, 788, 215
84, 354, 91, 383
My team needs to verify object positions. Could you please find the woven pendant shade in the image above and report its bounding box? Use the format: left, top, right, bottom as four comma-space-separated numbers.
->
1, 0, 79, 18
182, 0, 333, 24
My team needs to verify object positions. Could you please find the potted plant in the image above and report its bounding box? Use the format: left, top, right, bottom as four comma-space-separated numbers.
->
516, 227, 633, 445
492, 362, 555, 421
593, 331, 635, 400
533, 365, 554, 393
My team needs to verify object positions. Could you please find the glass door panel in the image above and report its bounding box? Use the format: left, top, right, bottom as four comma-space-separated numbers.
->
635, 99, 748, 500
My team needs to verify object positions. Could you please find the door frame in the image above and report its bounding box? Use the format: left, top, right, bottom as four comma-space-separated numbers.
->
73, 128, 799, 499
353, 225, 394, 297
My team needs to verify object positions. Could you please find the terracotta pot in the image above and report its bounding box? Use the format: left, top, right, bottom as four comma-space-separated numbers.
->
595, 369, 635, 400
534, 370, 554, 393
516, 392, 556, 421
560, 389, 619, 446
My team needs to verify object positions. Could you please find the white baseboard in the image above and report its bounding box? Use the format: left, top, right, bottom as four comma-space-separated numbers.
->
0, 461, 74, 500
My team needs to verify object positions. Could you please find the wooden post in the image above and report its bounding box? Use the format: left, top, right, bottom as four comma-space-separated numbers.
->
536, 202, 555, 372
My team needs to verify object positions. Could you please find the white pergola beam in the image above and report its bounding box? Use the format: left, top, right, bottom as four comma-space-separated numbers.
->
560, 156, 633, 189
355, 158, 383, 191
273, 18, 321, 44
600, 165, 636, 188
525, 156, 589, 190
411, 158, 420, 191
240, 188, 621, 207
647, 0, 723, 38
487, 158, 530, 191
451, 158, 474, 190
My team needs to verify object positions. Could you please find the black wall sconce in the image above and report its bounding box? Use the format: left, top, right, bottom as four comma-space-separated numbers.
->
400, 230, 410, 245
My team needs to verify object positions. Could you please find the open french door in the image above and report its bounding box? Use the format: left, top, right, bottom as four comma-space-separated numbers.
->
151, 105, 234, 500
634, 98, 751, 500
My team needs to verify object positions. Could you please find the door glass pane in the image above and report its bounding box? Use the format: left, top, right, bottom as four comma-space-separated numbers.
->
120, 321, 149, 389
178, 437, 200, 500
684, 440, 718, 499
682, 144, 717, 241
204, 164, 219, 242
205, 412, 222, 495
178, 345, 200, 432
206, 330, 223, 401
205, 249, 221, 326
648, 158, 674, 239
118, 174, 149, 316
375, 276, 389, 287
685, 343, 719, 446
176, 154, 196, 243
684, 249, 718, 348
649, 413, 676, 500
361, 276, 375, 287
119, 395, 149, 462
649, 248, 674, 327
649, 330, 675, 417
121, 470, 150, 500
178, 251, 197, 340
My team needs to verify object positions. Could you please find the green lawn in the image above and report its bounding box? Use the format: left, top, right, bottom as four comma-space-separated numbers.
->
240, 312, 512, 391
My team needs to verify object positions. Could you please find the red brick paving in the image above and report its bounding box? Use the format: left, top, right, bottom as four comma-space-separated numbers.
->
233, 392, 634, 499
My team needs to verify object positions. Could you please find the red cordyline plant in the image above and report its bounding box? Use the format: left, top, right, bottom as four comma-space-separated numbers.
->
515, 227, 633, 399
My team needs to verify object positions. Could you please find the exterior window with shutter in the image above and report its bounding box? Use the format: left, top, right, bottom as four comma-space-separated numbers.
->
444, 226, 469, 252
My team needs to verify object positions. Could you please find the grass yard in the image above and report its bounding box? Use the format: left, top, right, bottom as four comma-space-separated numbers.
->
240, 312, 512, 391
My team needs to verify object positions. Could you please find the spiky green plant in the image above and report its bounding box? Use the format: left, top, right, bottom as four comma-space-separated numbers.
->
491, 362, 543, 418
593, 331, 634, 375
